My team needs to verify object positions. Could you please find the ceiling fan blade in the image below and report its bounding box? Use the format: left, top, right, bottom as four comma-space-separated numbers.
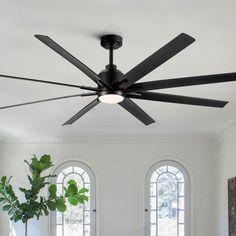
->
0, 93, 97, 110
119, 97, 155, 125
0, 74, 100, 92
62, 98, 100, 126
127, 72, 236, 92
35, 35, 111, 88
127, 91, 228, 108
112, 33, 195, 90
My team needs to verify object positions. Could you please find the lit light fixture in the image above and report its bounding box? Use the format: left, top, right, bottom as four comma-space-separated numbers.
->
99, 91, 124, 104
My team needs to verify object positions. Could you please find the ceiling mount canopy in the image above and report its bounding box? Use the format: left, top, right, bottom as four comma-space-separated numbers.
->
0, 32, 236, 126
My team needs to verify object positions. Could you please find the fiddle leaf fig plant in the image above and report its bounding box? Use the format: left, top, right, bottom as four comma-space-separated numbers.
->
0, 154, 88, 236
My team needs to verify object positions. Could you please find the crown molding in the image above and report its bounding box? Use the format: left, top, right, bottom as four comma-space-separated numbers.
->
1, 135, 213, 145
212, 119, 236, 140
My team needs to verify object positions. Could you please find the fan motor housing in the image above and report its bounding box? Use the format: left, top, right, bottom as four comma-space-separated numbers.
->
99, 65, 124, 85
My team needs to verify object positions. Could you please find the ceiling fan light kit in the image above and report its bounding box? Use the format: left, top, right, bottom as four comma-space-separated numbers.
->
99, 91, 124, 104
0, 33, 236, 126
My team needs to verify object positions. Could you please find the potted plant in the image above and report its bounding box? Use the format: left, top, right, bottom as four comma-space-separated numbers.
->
0, 154, 88, 236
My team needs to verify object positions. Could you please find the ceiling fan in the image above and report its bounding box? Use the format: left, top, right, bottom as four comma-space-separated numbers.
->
0, 33, 236, 126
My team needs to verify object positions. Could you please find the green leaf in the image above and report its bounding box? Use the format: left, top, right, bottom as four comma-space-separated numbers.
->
27, 175, 33, 185
47, 201, 56, 211
31, 157, 39, 169
78, 187, 89, 194
24, 160, 30, 167
83, 195, 88, 201
49, 184, 57, 198
67, 179, 76, 185
42, 205, 49, 216
19, 188, 27, 193
66, 184, 78, 197
1, 176, 7, 184
68, 196, 79, 206
77, 195, 88, 203
40, 155, 51, 164
0, 197, 6, 202
3, 205, 11, 211
55, 198, 67, 212
19, 188, 32, 200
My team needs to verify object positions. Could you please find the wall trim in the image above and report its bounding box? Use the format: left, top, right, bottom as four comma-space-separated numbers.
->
1, 135, 214, 145
212, 119, 236, 139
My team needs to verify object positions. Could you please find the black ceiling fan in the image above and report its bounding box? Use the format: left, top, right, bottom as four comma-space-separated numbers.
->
0, 33, 236, 126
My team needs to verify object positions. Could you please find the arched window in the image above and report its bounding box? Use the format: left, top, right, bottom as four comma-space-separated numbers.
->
145, 160, 190, 236
51, 161, 96, 236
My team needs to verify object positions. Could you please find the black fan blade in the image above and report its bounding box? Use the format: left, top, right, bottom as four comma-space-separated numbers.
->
119, 98, 155, 125
0, 74, 100, 92
127, 91, 228, 108
35, 35, 111, 88
63, 98, 100, 126
0, 93, 97, 110
127, 72, 236, 92
112, 33, 195, 89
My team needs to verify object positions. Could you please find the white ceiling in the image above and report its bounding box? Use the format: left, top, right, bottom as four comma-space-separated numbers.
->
0, 0, 236, 141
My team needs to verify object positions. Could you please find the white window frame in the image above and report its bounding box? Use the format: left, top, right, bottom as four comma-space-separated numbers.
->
50, 160, 96, 236
145, 160, 190, 236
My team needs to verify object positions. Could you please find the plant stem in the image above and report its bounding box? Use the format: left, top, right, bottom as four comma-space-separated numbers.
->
25, 221, 28, 236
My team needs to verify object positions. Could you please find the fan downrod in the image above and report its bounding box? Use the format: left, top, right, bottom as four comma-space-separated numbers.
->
101, 35, 123, 50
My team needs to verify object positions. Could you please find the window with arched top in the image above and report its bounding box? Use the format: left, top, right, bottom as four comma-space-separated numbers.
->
51, 161, 96, 236
145, 160, 190, 236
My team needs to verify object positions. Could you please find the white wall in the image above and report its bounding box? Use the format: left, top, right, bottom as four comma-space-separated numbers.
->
0, 142, 4, 234
0, 138, 214, 236
214, 125, 236, 236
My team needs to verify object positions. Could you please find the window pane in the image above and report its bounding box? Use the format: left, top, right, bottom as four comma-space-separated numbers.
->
63, 203, 84, 236
151, 225, 156, 236
74, 166, 85, 175
150, 183, 156, 196
63, 167, 73, 175
57, 212, 63, 225
167, 166, 179, 174
84, 183, 91, 196
82, 172, 90, 183
148, 163, 188, 236
176, 172, 184, 182
156, 166, 167, 175
57, 225, 62, 236
57, 183, 63, 195
57, 172, 65, 184
150, 197, 156, 210
157, 172, 178, 236
85, 198, 90, 211
84, 225, 91, 236
64, 173, 83, 187
158, 217, 177, 236
151, 210, 156, 223
179, 224, 184, 236
178, 210, 184, 224
55, 164, 93, 236
178, 197, 184, 210
178, 183, 184, 196
85, 211, 90, 224
151, 172, 159, 182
